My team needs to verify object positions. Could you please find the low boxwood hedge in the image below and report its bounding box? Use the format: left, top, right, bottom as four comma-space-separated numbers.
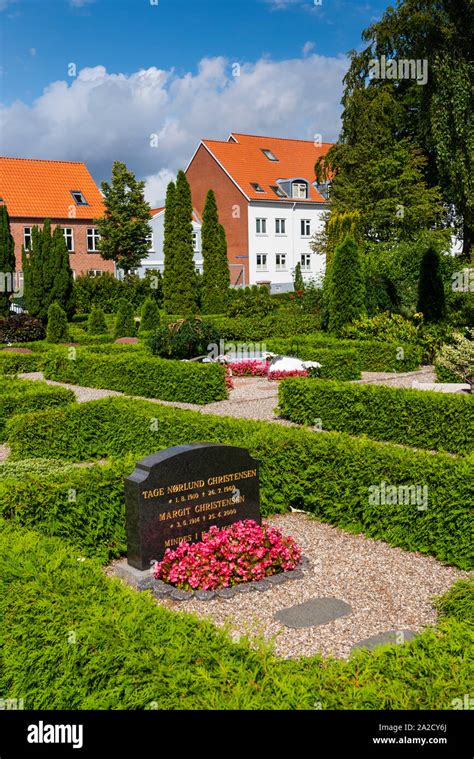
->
278, 378, 474, 455
203, 313, 321, 340
265, 336, 422, 373
0, 522, 472, 709
6, 397, 472, 568
0, 351, 44, 374
0, 380, 75, 439
266, 343, 361, 380
43, 350, 227, 405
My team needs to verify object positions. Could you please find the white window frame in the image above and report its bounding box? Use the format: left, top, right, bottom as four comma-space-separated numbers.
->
256, 218, 267, 235
300, 253, 311, 271
256, 254, 267, 271
63, 227, 74, 252
301, 219, 311, 237
293, 182, 308, 199
192, 232, 199, 251
23, 227, 32, 250
275, 253, 287, 271
87, 227, 100, 252
275, 218, 286, 235
87, 269, 103, 278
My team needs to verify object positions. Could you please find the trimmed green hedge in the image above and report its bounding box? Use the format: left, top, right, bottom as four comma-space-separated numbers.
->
265, 335, 422, 373
0, 459, 131, 563
435, 363, 465, 384
267, 343, 361, 380
43, 350, 227, 404
0, 351, 44, 374
278, 378, 474, 455
6, 397, 473, 568
204, 313, 321, 340
0, 522, 472, 709
0, 380, 75, 439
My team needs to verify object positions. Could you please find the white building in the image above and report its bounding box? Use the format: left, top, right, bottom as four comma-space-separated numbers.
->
136, 207, 203, 278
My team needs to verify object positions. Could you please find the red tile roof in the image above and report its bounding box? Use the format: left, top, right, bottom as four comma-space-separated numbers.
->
0, 157, 105, 218
200, 133, 333, 202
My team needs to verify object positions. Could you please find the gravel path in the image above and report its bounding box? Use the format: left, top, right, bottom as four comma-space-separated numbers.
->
154, 513, 470, 660
0, 444, 10, 463
356, 366, 437, 388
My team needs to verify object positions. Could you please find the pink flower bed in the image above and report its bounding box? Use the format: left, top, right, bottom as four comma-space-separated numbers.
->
154, 519, 302, 591
268, 369, 308, 381
227, 360, 269, 377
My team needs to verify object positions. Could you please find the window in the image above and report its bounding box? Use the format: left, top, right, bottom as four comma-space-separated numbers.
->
87, 228, 100, 252
256, 218, 267, 235
23, 227, 32, 250
256, 254, 267, 271
261, 149, 278, 162
63, 228, 74, 251
292, 182, 308, 199
192, 232, 198, 251
301, 219, 311, 237
301, 254, 311, 271
271, 185, 287, 198
276, 254, 287, 270
251, 183, 265, 193
70, 190, 88, 206
148, 232, 154, 252
275, 218, 286, 235
87, 269, 103, 278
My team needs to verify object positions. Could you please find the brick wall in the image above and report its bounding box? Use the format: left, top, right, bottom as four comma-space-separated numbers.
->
10, 218, 115, 277
186, 145, 249, 286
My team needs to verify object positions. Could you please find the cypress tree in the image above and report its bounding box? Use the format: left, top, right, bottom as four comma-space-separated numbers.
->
293, 262, 305, 292
140, 296, 160, 332
201, 190, 230, 314
0, 204, 16, 318
46, 302, 70, 343
23, 225, 45, 320
170, 171, 197, 315
50, 226, 75, 318
162, 181, 176, 314
328, 235, 365, 334
87, 305, 108, 335
114, 298, 136, 338
417, 245, 446, 322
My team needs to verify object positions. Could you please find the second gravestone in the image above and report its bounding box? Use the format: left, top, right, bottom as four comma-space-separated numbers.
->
125, 443, 261, 570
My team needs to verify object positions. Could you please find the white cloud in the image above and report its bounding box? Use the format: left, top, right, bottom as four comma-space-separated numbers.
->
0, 55, 347, 206
69, 0, 95, 7
302, 41, 315, 56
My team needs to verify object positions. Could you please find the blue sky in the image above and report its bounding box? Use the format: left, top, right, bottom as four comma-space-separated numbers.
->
0, 0, 390, 203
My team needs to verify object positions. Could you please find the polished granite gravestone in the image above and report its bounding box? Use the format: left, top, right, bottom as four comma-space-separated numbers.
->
124, 443, 260, 570
274, 597, 352, 629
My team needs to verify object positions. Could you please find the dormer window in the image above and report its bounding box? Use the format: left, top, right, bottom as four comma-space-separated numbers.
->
292, 182, 308, 199
251, 183, 265, 193
271, 185, 287, 198
261, 149, 278, 162
71, 190, 88, 206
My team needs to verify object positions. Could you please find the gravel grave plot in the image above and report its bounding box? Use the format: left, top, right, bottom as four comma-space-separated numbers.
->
355, 366, 437, 389
151, 513, 470, 660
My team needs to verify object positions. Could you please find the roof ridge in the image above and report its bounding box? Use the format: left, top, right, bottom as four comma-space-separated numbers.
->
0, 156, 85, 165
229, 133, 334, 144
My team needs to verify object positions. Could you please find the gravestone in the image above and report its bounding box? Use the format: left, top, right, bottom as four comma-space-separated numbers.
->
125, 443, 260, 570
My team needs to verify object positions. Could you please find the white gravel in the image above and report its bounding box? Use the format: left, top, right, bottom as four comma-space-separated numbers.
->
155, 513, 470, 660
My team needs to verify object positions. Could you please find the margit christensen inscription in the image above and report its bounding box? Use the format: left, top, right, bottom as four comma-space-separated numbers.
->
125, 444, 260, 570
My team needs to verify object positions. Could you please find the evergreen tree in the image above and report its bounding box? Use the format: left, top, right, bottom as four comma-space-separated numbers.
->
0, 204, 15, 318
293, 262, 305, 292
162, 181, 177, 314
201, 190, 230, 313
417, 245, 446, 322
87, 305, 108, 335
114, 298, 136, 338
328, 235, 365, 334
46, 302, 69, 343
97, 161, 152, 274
169, 171, 197, 315
50, 226, 75, 318
140, 296, 160, 332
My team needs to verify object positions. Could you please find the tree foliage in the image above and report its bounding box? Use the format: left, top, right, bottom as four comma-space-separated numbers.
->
97, 161, 152, 275
22, 221, 75, 321
417, 245, 446, 322
46, 302, 70, 344
166, 171, 198, 315
114, 298, 136, 338
201, 190, 230, 313
0, 204, 16, 318
328, 235, 365, 334
162, 181, 177, 314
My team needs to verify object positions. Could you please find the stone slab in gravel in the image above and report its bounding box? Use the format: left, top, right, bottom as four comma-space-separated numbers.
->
352, 629, 417, 652
275, 597, 352, 629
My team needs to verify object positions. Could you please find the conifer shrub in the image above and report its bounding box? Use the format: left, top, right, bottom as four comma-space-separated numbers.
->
46, 303, 70, 344
114, 298, 136, 338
